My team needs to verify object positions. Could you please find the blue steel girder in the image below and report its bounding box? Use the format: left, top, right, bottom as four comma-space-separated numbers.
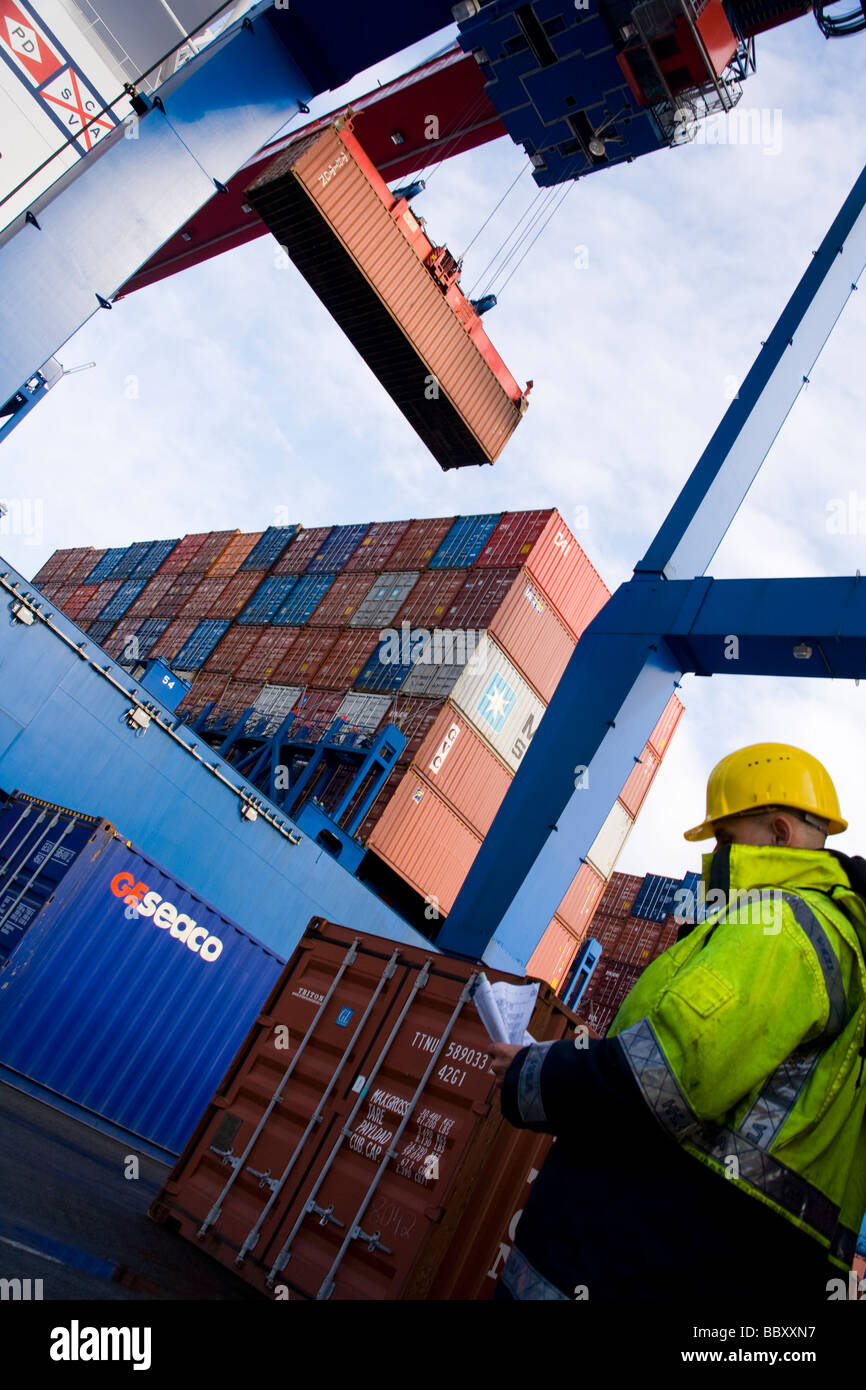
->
438, 158, 866, 971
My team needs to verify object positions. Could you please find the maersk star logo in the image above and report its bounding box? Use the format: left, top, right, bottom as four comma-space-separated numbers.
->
478, 674, 516, 732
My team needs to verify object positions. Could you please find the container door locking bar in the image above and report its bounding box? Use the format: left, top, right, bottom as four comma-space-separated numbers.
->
316, 971, 478, 1301
266, 958, 437, 1288
234, 948, 400, 1265
198, 937, 361, 1238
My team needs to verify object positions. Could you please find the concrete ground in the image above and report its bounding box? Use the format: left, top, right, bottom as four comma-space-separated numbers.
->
0, 1081, 262, 1301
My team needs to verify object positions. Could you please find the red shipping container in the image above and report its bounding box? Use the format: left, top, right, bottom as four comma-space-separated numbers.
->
276, 628, 339, 685
392, 568, 468, 629
156, 533, 209, 574
60, 585, 93, 620
183, 530, 240, 575
206, 571, 263, 620
488, 570, 577, 704
45, 583, 78, 613
150, 920, 579, 1301
523, 512, 610, 641
149, 619, 198, 663
290, 688, 345, 728
178, 672, 235, 716
235, 629, 300, 683
556, 861, 607, 939
32, 552, 66, 586
382, 696, 444, 765
203, 625, 266, 674
272, 526, 333, 575
152, 575, 199, 620
207, 531, 263, 577
597, 872, 645, 919
343, 519, 410, 572
386, 517, 455, 572
313, 629, 380, 687
66, 548, 105, 584
211, 678, 264, 714
368, 771, 482, 913
124, 572, 174, 619
180, 576, 230, 618
618, 745, 662, 819
649, 693, 685, 758
77, 580, 122, 625
476, 509, 555, 569
413, 705, 511, 838
441, 568, 518, 630
581, 959, 643, 1036
308, 572, 378, 627
526, 914, 581, 992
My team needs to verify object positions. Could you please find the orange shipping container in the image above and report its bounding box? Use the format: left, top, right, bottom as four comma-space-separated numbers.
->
207, 531, 263, 577
649, 694, 685, 757
413, 705, 511, 838
618, 745, 661, 819
488, 569, 577, 703
206, 571, 263, 620
150, 919, 581, 1300
245, 122, 527, 471
555, 861, 607, 939
368, 772, 482, 914
523, 512, 611, 641
526, 914, 581, 991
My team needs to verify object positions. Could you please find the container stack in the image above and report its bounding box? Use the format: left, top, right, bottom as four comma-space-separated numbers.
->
31, 511, 684, 961
576, 868, 702, 1034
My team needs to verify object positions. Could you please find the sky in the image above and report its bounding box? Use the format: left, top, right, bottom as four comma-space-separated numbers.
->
1, 8, 865, 885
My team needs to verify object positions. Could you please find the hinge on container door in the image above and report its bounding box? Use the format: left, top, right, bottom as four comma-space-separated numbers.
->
350, 1225, 392, 1256
307, 1201, 345, 1229
247, 1167, 280, 1193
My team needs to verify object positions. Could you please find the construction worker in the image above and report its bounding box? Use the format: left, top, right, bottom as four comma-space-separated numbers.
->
491, 743, 866, 1301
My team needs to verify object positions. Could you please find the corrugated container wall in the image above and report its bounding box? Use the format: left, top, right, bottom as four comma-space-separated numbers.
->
367, 775, 482, 914
0, 795, 284, 1154
413, 705, 512, 838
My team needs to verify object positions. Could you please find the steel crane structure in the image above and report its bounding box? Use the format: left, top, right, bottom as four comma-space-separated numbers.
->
0, 0, 863, 974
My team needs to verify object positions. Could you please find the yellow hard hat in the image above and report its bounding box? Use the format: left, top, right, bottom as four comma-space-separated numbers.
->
684, 742, 847, 841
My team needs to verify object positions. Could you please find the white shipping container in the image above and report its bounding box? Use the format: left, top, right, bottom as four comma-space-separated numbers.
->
336, 691, 392, 727
586, 799, 635, 880
350, 572, 419, 628
450, 633, 545, 775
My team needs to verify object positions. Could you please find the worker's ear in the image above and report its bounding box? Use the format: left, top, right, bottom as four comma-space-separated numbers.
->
771, 814, 794, 846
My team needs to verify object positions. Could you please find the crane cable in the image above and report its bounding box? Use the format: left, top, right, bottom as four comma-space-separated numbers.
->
491, 179, 577, 297
467, 183, 549, 297
458, 161, 529, 261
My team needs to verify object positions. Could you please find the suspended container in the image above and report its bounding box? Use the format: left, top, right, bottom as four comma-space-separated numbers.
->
0, 793, 284, 1155
150, 918, 580, 1299
244, 120, 530, 470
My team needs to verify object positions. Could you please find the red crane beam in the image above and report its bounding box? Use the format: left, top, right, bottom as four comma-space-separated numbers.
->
117, 44, 504, 297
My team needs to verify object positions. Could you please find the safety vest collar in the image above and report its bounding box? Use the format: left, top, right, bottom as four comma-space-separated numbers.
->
702, 844, 860, 901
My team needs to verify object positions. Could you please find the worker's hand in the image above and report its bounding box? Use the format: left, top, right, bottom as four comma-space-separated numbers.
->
489, 1043, 524, 1086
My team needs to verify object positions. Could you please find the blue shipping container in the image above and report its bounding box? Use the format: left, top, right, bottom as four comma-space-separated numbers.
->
241, 525, 299, 570
132, 537, 179, 578
97, 578, 147, 622
630, 873, 683, 924
0, 793, 285, 1154
305, 522, 370, 574
354, 638, 416, 693
238, 574, 297, 624
173, 619, 231, 671
429, 514, 501, 568
84, 547, 127, 584
274, 573, 335, 625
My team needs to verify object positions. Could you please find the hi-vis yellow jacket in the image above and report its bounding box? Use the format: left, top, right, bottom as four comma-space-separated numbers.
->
608, 843, 866, 1270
